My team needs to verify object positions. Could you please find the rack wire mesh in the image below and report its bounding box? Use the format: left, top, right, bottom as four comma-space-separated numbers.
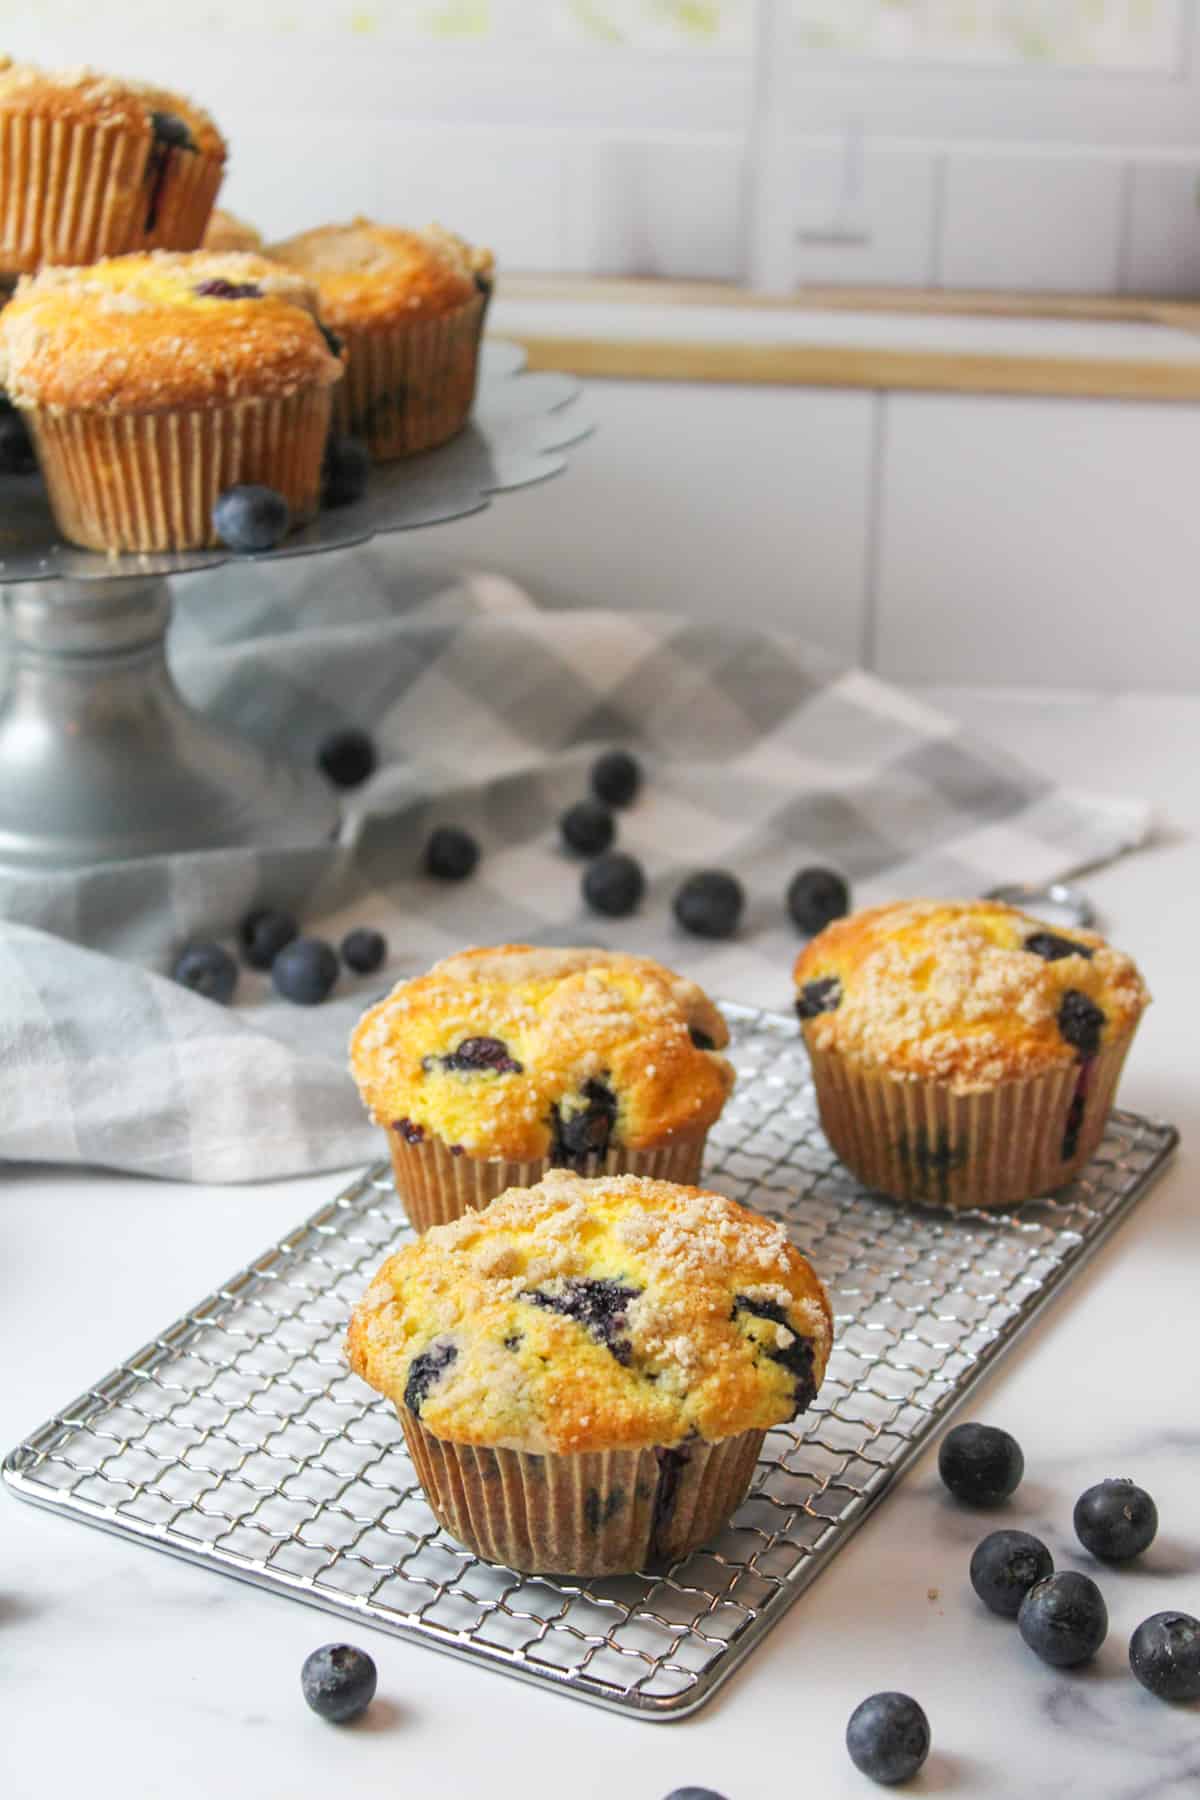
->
3, 1004, 1177, 1720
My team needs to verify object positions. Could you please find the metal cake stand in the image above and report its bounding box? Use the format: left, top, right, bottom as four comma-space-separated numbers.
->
0, 343, 588, 871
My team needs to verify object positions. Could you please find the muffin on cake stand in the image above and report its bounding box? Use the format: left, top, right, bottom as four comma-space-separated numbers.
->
0, 342, 588, 871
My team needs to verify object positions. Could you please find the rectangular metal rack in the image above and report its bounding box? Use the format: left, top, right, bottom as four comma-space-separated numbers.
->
3, 1005, 1178, 1720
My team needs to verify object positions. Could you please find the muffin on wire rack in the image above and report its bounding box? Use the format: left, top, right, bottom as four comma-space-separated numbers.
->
349, 945, 735, 1233
0, 249, 344, 551
794, 899, 1149, 1211
269, 218, 493, 458
0, 58, 225, 274
347, 1169, 833, 1575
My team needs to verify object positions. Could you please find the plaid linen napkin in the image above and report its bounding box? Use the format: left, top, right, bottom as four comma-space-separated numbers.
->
0, 549, 1148, 1182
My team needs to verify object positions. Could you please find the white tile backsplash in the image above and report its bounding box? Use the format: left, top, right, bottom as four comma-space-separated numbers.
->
938, 150, 1125, 292
569, 137, 743, 280
790, 140, 941, 288
1123, 160, 1200, 295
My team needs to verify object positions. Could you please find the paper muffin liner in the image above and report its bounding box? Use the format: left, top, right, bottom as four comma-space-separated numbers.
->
332, 286, 489, 460
0, 113, 221, 274
806, 1029, 1138, 1211
387, 1128, 710, 1234
24, 384, 333, 552
402, 1414, 764, 1576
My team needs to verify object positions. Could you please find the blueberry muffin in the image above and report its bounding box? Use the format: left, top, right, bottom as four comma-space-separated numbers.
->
347, 1170, 833, 1575
795, 899, 1149, 1210
0, 250, 343, 550
349, 945, 735, 1232
202, 208, 262, 255
268, 218, 493, 459
0, 58, 225, 275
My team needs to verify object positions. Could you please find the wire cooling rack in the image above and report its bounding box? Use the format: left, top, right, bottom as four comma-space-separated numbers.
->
3, 1005, 1178, 1720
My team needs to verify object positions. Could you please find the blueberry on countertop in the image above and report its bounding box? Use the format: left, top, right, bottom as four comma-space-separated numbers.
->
300, 1643, 377, 1723
212, 484, 290, 553
1129, 1612, 1200, 1703
341, 927, 386, 975
424, 824, 479, 881
583, 851, 645, 917
322, 435, 370, 509
969, 1529, 1054, 1617
845, 1692, 931, 1786
272, 937, 339, 1006
0, 408, 36, 475
662, 1790, 729, 1800
560, 799, 615, 857
316, 728, 377, 789
1074, 1478, 1158, 1562
239, 907, 298, 971
591, 748, 641, 809
673, 869, 744, 940
787, 866, 850, 935
171, 941, 237, 1005
1018, 1571, 1108, 1668
938, 1422, 1024, 1506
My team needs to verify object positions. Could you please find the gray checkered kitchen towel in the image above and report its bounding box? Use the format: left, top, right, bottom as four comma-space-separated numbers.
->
0, 549, 1149, 1183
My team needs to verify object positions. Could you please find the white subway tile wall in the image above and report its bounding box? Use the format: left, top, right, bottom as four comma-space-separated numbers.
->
790, 140, 941, 288
1124, 160, 1200, 295
937, 150, 1126, 293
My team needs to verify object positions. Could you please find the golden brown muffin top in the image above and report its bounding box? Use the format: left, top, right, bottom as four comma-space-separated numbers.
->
350, 944, 735, 1162
0, 57, 225, 158
794, 899, 1148, 1092
346, 1170, 833, 1454
268, 219, 493, 329
0, 251, 343, 411
202, 208, 263, 254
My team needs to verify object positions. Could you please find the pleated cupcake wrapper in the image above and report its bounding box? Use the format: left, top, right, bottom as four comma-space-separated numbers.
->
387, 1127, 709, 1233
806, 1030, 1137, 1211
402, 1415, 764, 1576
332, 288, 489, 461
0, 112, 222, 274
25, 385, 333, 552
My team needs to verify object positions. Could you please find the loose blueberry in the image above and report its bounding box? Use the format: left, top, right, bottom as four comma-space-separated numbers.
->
322, 435, 370, 509
171, 941, 237, 1005
300, 1643, 376, 1723
1129, 1612, 1200, 1703
590, 748, 641, 809
1025, 930, 1094, 963
787, 866, 850, 935
673, 869, 744, 940
0, 409, 36, 475
404, 1340, 457, 1416
796, 975, 842, 1020
194, 278, 262, 300
582, 851, 645, 917
662, 1791, 729, 1800
969, 1529, 1054, 1617
938, 1422, 1024, 1506
1018, 1571, 1108, 1667
845, 1692, 931, 1786
1073, 1478, 1158, 1562
1058, 989, 1106, 1057
341, 927, 386, 975
150, 109, 195, 150
239, 906, 298, 971
212, 484, 289, 553
316, 728, 377, 789
271, 937, 339, 1006
561, 799, 615, 857
424, 825, 479, 881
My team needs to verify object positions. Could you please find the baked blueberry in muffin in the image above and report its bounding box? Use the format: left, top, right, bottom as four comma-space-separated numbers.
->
794, 899, 1148, 1210
349, 945, 736, 1232
346, 1170, 833, 1574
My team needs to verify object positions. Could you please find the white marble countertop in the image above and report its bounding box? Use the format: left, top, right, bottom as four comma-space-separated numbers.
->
4, 687, 1197, 1800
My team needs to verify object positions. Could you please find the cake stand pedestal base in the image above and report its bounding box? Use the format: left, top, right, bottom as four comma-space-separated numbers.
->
0, 577, 341, 872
